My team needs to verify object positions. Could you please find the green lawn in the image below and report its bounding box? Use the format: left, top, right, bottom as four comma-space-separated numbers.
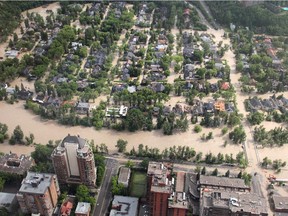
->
130, 171, 147, 198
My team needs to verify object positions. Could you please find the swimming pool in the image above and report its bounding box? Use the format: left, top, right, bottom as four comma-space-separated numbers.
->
282, 7, 288, 11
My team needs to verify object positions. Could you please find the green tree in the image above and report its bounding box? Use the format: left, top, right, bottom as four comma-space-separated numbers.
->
31, 144, 54, 173
125, 109, 145, 132
111, 176, 125, 195
0, 177, 5, 191
261, 157, 272, 168
0, 207, 8, 216
247, 111, 265, 125
163, 121, 173, 135
116, 139, 128, 153
201, 166, 206, 175
9, 125, 24, 144
212, 168, 218, 176
76, 185, 96, 206
125, 160, 134, 168
94, 153, 105, 186
194, 125, 202, 133
0, 123, 8, 143
222, 127, 228, 135
225, 170, 230, 177
229, 126, 246, 144
140, 158, 149, 170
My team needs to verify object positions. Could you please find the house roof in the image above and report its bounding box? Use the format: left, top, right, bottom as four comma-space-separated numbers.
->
75, 202, 90, 214
61, 201, 73, 216
221, 82, 230, 90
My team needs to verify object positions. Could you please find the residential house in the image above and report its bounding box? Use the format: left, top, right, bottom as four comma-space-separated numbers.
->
183, 64, 195, 80
221, 82, 230, 90
192, 101, 204, 116
75, 102, 96, 115
203, 102, 215, 113
5, 50, 19, 58
247, 97, 263, 111
214, 101, 225, 112
60, 200, 73, 216
17, 89, 33, 100
151, 82, 165, 93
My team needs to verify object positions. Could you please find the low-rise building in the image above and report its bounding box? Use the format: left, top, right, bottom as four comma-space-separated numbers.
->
0, 153, 34, 175
60, 200, 73, 216
75, 102, 96, 115
272, 196, 288, 213
199, 175, 250, 192
200, 190, 268, 216
0, 192, 18, 213
110, 196, 138, 216
75, 202, 91, 216
118, 167, 131, 188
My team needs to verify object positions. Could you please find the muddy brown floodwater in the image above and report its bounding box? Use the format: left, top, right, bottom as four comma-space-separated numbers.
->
0, 101, 242, 156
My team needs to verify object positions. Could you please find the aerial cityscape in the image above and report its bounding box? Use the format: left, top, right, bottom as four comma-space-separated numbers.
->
0, 0, 288, 215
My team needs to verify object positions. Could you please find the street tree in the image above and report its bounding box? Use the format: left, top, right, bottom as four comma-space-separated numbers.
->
116, 139, 128, 153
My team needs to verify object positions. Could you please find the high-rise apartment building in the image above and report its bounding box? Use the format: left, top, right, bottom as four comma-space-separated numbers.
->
16, 172, 60, 216
51, 134, 96, 186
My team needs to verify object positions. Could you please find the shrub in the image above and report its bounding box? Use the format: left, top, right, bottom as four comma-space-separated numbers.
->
194, 125, 202, 133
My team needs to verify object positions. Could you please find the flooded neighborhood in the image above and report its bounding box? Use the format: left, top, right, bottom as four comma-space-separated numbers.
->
0, 1, 288, 216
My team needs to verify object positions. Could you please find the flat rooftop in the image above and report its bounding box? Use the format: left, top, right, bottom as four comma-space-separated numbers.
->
202, 190, 267, 215
176, 172, 185, 192
273, 196, 288, 211
147, 162, 169, 176
110, 196, 138, 216
0, 192, 16, 206
118, 167, 130, 184
168, 192, 188, 210
75, 202, 90, 214
18, 172, 54, 195
199, 175, 250, 190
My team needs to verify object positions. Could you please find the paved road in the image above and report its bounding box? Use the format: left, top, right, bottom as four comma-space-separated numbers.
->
94, 158, 119, 216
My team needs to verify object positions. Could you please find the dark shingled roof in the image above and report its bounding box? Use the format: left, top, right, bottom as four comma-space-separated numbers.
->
61, 135, 86, 149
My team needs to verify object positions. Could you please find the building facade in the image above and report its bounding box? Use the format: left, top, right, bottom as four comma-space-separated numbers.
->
16, 172, 60, 216
51, 134, 96, 186
147, 162, 173, 216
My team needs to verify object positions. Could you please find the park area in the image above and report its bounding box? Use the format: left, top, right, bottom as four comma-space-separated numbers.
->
129, 171, 147, 198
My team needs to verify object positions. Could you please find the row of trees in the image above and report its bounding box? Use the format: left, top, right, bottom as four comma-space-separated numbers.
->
207, 1, 288, 35
114, 140, 247, 167
254, 126, 288, 147
262, 157, 286, 172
